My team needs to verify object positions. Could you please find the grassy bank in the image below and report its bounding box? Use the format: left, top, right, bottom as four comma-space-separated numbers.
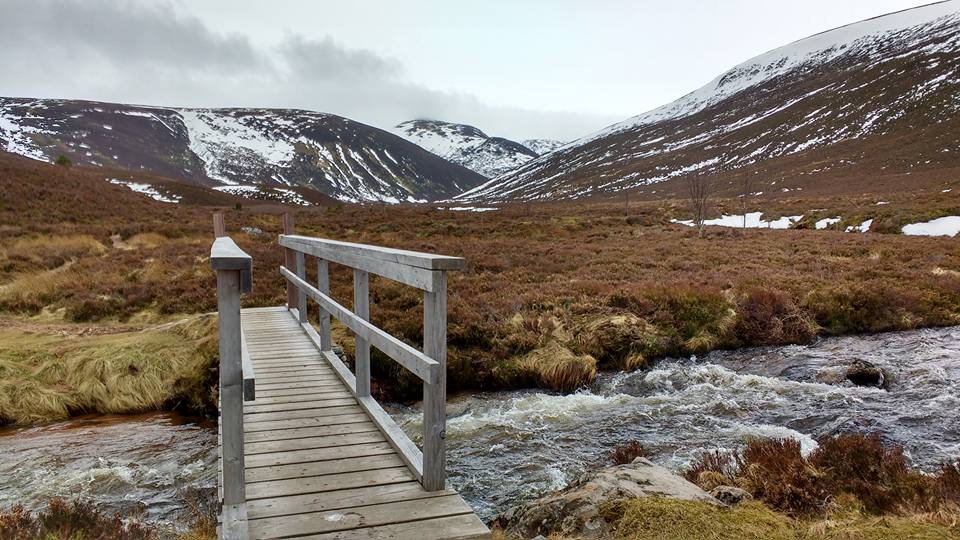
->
0, 315, 219, 425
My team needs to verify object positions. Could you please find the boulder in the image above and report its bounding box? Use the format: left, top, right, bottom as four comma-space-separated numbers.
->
709, 485, 753, 505
845, 359, 890, 389
494, 457, 720, 539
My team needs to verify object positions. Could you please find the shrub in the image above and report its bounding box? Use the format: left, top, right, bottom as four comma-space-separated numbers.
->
734, 287, 816, 346
0, 499, 153, 539
738, 438, 826, 515
54, 154, 72, 167
809, 433, 936, 514
611, 441, 646, 465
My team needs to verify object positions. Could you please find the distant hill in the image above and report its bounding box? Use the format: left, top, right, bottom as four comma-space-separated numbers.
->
392, 119, 563, 178
459, 1, 960, 201
0, 99, 487, 203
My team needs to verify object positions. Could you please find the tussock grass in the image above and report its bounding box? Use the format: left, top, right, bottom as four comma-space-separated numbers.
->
513, 341, 597, 392
0, 234, 106, 275
0, 314, 218, 424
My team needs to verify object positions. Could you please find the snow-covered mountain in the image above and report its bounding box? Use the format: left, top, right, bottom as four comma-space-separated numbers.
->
460, 1, 960, 201
0, 99, 486, 203
392, 119, 562, 178
520, 139, 565, 156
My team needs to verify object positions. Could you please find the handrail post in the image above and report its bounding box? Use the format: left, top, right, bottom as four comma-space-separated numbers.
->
216, 268, 245, 507
213, 212, 225, 238
422, 271, 448, 491
318, 259, 332, 351
283, 213, 296, 310
354, 269, 371, 397
295, 251, 307, 323
211, 236, 252, 540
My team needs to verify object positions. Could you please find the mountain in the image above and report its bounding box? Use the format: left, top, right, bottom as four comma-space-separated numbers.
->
0, 99, 487, 203
459, 1, 960, 202
392, 119, 562, 178
520, 139, 566, 155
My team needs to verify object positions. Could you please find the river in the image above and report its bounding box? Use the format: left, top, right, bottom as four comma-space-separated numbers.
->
1, 326, 957, 525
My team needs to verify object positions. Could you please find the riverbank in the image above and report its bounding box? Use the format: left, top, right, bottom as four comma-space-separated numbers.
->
0, 315, 218, 425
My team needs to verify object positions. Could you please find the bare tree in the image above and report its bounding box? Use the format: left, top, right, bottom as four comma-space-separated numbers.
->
738, 173, 753, 229
686, 172, 714, 238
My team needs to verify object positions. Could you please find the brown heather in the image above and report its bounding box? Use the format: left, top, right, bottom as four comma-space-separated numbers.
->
686, 434, 960, 518
2, 153, 960, 400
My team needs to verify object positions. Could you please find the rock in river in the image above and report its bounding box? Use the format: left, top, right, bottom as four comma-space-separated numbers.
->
845, 359, 890, 389
494, 457, 720, 538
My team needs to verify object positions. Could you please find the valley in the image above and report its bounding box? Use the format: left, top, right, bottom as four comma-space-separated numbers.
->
1, 1, 960, 539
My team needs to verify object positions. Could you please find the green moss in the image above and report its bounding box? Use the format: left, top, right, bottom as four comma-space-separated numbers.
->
614, 499, 795, 540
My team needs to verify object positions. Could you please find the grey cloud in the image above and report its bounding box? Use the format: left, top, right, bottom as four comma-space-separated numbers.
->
0, 0, 618, 140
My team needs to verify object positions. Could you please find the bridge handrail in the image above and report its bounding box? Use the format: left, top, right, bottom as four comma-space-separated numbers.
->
210, 225, 255, 539
278, 226, 462, 492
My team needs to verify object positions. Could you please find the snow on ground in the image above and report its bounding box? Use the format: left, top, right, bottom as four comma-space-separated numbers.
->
902, 216, 960, 237
815, 217, 842, 229
178, 110, 296, 183
846, 219, 874, 233
445, 206, 499, 212
672, 212, 803, 229
107, 179, 180, 203
0, 108, 50, 161
213, 184, 311, 206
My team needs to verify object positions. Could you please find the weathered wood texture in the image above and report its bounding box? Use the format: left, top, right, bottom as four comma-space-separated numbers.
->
220, 308, 489, 540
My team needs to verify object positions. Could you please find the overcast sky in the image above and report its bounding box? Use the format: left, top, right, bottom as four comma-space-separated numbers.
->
0, 0, 935, 140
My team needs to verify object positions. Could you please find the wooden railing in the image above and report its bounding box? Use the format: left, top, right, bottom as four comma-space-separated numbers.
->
278, 221, 464, 491
210, 216, 255, 539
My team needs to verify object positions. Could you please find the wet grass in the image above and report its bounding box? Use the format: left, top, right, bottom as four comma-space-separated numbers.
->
0, 315, 219, 425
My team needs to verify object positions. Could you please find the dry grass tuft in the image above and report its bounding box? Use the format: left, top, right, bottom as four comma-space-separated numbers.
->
0, 314, 219, 424
511, 341, 597, 392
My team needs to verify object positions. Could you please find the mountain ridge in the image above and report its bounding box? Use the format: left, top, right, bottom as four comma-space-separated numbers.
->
0, 98, 487, 203
459, 1, 960, 202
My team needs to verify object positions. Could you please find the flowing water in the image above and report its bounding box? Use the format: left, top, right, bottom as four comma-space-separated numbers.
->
396, 325, 960, 520
1, 327, 957, 526
0, 413, 217, 527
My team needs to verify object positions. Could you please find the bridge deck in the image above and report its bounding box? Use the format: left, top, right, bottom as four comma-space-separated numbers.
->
227, 307, 489, 539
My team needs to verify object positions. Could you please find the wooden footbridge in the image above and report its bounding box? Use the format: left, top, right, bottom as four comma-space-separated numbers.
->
210, 214, 490, 539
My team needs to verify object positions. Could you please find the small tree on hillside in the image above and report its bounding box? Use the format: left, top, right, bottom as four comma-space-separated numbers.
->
686, 172, 714, 238
739, 173, 753, 229
55, 154, 72, 167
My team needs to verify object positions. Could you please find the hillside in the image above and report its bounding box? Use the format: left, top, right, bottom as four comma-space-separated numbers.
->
459, 1, 960, 202
393, 119, 562, 178
0, 99, 487, 203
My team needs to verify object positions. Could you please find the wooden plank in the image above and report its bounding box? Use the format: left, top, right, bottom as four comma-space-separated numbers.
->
253, 386, 353, 399
245, 392, 353, 408
245, 431, 385, 456
295, 514, 490, 540
422, 272, 448, 491
216, 269, 247, 506
318, 258, 332, 350
252, 375, 341, 386
246, 467, 414, 500
280, 234, 465, 271
254, 380, 345, 391
242, 405, 360, 422
245, 454, 406, 484
220, 502, 249, 540
244, 413, 371, 432
246, 494, 472, 539
354, 268, 371, 398
244, 441, 399, 469
357, 395, 424, 482
240, 325, 255, 401
243, 421, 379, 443
211, 237, 252, 293
281, 236, 441, 292
244, 398, 357, 415
245, 481, 437, 519
281, 267, 439, 384
253, 367, 334, 376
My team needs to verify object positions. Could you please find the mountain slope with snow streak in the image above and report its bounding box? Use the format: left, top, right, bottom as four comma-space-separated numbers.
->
393, 119, 559, 178
0, 99, 486, 202
461, 1, 960, 202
